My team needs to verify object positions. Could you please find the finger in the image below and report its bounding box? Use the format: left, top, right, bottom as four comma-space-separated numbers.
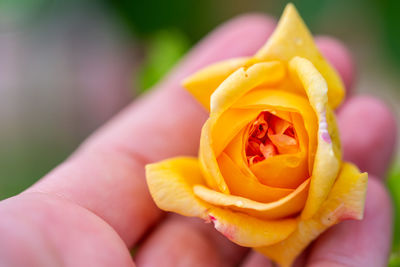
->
240, 251, 274, 267
338, 95, 397, 178
0, 192, 134, 267
135, 216, 248, 267
307, 177, 392, 267
241, 250, 307, 267
26, 14, 277, 247
315, 36, 355, 93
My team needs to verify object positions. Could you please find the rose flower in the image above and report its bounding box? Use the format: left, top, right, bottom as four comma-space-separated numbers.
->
145, 4, 367, 267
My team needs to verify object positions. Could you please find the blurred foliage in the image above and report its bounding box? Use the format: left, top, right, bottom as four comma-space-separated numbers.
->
390, 256, 400, 267
388, 164, 400, 266
104, 0, 216, 42
105, 0, 400, 71
0, 0, 52, 31
103, 0, 216, 93
137, 30, 190, 92
104, 0, 400, 95
374, 0, 400, 69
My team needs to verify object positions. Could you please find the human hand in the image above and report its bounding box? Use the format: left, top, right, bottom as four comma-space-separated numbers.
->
0, 14, 396, 267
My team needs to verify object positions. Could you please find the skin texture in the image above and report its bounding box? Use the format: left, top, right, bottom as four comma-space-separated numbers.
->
0, 14, 397, 267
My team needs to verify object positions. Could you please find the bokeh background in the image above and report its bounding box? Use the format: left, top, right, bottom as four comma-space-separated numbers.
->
0, 0, 399, 265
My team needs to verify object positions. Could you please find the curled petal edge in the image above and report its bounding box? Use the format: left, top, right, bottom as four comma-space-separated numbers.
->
182, 57, 250, 111
289, 57, 342, 219
193, 178, 309, 220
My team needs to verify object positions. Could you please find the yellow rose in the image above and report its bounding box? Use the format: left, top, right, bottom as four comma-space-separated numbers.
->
145, 4, 367, 267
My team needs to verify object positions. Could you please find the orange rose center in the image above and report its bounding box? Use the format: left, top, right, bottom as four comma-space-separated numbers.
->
246, 111, 299, 165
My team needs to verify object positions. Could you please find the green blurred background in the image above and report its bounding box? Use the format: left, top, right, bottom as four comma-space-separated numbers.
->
0, 0, 399, 265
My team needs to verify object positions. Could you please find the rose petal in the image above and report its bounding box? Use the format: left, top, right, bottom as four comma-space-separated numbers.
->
289, 57, 341, 219
254, 3, 345, 109
250, 153, 308, 189
193, 178, 309, 220
210, 61, 285, 116
223, 127, 256, 177
212, 108, 261, 156
145, 157, 209, 218
269, 115, 291, 135
259, 140, 277, 159
182, 57, 250, 111
217, 152, 294, 202
199, 120, 230, 193
267, 130, 298, 154
291, 112, 313, 172
207, 207, 297, 247
256, 162, 368, 267
225, 125, 309, 189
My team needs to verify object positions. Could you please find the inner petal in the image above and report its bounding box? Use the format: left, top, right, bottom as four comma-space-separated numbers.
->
246, 111, 299, 165
223, 111, 309, 190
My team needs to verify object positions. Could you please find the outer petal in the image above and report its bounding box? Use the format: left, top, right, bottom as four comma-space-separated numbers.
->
210, 61, 285, 116
256, 162, 368, 267
193, 178, 309, 220
254, 3, 345, 109
207, 207, 297, 247
289, 57, 341, 219
182, 57, 250, 111
145, 157, 209, 218
146, 157, 298, 248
